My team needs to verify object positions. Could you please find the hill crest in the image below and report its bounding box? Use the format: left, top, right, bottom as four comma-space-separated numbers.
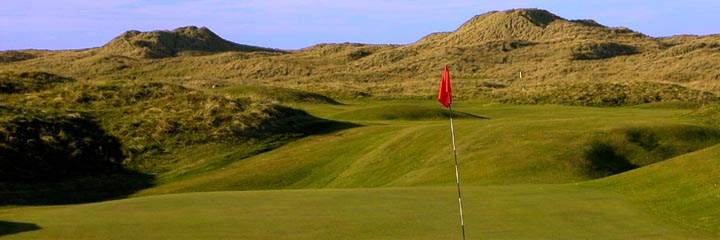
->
99, 26, 279, 58
424, 8, 647, 46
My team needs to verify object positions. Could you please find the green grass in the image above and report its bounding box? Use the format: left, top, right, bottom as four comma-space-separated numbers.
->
1, 186, 716, 239
2, 101, 720, 238
137, 100, 719, 195
587, 143, 720, 234
2, 7, 720, 239
331, 104, 484, 120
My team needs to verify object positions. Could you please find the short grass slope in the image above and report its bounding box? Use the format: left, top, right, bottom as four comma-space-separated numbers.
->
0, 77, 353, 204
138, 101, 720, 195
1, 186, 716, 239
331, 104, 485, 120
588, 143, 720, 234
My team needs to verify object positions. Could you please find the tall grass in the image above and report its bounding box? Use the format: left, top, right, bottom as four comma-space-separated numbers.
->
2, 9, 719, 101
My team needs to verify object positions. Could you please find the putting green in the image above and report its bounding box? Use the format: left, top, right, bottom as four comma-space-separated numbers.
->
0, 185, 714, 239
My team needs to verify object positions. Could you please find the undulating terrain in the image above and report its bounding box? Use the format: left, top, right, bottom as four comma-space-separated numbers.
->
2, 8, 720, 239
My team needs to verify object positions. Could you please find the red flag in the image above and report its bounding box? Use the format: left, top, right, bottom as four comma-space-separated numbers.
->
438, 65, 452, 108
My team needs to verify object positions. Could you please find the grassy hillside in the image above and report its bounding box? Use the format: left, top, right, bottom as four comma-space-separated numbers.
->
1, 9, 719, 101
588, 143, 720, 234
136, 101, 720, 195
0, 71, 353, 204
2, 8, 720, 238
99, 26, 280, 59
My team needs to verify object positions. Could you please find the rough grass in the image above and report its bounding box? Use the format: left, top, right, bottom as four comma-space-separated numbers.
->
99, 26, 280, 59
1, 80, 354, 204
495, 81, 717, 106
2, 9, 719, 102
0, 50, 44, 63
0, 71, 74, 94
215, 85, 340, 104
0, 107, 123, 182
686, 102, 720, 125
5, 81, 341, 174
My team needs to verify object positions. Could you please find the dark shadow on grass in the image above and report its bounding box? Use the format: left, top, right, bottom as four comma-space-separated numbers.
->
173, 116, 362, 181
584, 141, 636, 177
332, 104, 490, 121
0, 220, 41, 236
0, 170, 154, 206
0, 109, 156, 206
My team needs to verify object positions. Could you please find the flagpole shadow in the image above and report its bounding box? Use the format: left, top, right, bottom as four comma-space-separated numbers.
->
0, 220, 41, 236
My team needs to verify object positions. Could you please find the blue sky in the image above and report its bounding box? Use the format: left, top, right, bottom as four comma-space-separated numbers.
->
1, 0, 718, 51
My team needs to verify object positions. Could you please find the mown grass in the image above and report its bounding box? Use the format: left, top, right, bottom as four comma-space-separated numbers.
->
586, 143, 720, 235
137, 100, 719, 195
2, 186, 716, 240
2, 100, 719, 238
1, 8, 720, 238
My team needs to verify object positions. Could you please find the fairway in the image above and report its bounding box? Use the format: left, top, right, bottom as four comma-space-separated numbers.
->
0, 185, 714, 239
3, 101, 719, 239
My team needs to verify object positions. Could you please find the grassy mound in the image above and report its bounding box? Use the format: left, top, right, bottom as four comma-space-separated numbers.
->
0, 107, 154, 205
570, 41, 639, 60
0, 71, 74, 94
1, 80, 355, 204
216, 85, 340, 104
588, 143, 720, 234
686, 102, 720, 125
332, 104, 484, 121
0, 50, 38, 63
564, 124, 720, 177
14, 81, 344, 173
0, 107, 123, 182
496, 82, 717, 106
137, 102, 713, 195
99, 26, 280, 58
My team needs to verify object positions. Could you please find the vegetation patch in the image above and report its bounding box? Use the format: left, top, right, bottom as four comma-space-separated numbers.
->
496, 82, 717, 106
567, 125, 720, 177
0, 107, 123, 182
12, 81, 346, 173
0, 107, 154, 205
1, 80, 355, 204
0, 71, 74, 94
0, 50, 38, 63
686, 102, 720, 125
570, 42, 639, 60
99, 26, 280, 58
216, 85, 340, 104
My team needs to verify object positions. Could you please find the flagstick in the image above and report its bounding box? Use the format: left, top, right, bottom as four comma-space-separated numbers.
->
448, 104, 466, 240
